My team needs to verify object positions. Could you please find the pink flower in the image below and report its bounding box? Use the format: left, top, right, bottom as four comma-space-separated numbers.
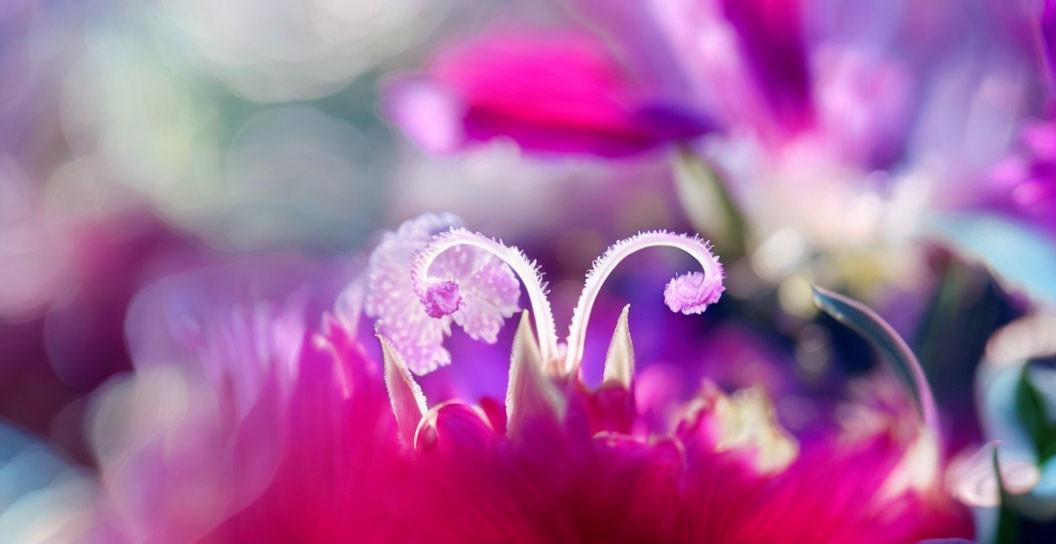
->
84, 216, 970, 542
375, 218, 968, 542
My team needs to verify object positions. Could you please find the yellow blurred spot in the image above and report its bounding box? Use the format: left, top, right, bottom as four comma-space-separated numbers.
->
712, 385, 799, 474
777, 275, 817, 319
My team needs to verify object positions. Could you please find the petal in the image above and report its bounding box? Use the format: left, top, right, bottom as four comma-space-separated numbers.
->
382, 25, 711, 157
124, 257, 348, 418
720, 0, 813, 131
928, 212, 1056, 307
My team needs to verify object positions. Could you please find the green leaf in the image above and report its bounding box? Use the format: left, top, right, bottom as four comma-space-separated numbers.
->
1015, 364, 1056, 464
673, 148, 749, 259
992, 447, 1021, 544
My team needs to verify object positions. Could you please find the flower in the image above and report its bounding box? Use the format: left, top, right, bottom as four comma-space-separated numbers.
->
76, 215, 970, 542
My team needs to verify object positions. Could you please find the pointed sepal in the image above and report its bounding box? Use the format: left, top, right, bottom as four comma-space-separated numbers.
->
379, 334, 428, 447
811, 285, 938, 434
601, 305, 635, 389
506, 311, 565, 438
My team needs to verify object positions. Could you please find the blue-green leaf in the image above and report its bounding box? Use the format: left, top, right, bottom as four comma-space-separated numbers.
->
811, 285, 936, 429
929, 213, 1056, 308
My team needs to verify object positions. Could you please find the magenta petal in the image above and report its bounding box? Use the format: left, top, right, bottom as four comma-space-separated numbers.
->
979, 119, 1056, 235
720, 0, 813, 132
382, 26, 711, 157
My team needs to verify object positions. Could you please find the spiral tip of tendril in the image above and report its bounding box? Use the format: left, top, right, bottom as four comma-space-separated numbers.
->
664, 266, 725, 315
571, 231, 724, 327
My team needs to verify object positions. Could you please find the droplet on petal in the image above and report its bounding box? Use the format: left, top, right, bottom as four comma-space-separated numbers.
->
664, 270, 725, 315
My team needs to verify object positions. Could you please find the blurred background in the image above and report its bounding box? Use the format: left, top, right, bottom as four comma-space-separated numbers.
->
2, 0, 1056, 539
0, 0, 697, 459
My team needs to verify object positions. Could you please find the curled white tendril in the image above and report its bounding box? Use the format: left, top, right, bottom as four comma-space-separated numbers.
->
411, 228, 559, 364
564, 231, 724, 372
411, 228, 724, 373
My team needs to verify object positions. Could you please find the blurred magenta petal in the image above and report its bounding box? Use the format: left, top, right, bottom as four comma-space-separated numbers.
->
383, 26, 713, 157
125, 257, 357, 409
567, 0, 817, 143
95, 259, 355, 542
720, 0, 813, 132
70, 223, 977, 542
981, 119, 1056, 236
206, 319, 403, 543
88, 258, 364, 541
